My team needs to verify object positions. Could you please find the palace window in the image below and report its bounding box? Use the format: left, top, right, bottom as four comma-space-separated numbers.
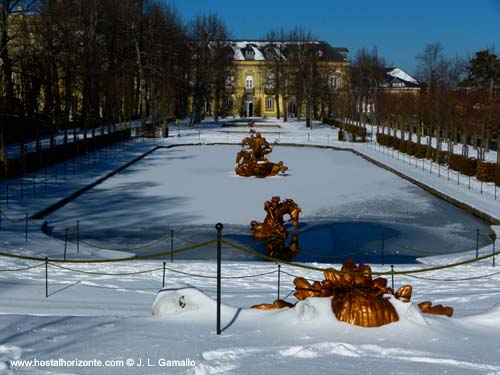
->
266, 73, 275, 88
265, 97, 274, 111
329, 75, 338, 89
246, 76, 254, 89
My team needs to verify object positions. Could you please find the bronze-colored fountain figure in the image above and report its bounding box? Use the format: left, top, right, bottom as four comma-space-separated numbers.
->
250, 196, 302, 261
251, 196, 301, 239
252, 259, 454, 328
235, 129, 287, 178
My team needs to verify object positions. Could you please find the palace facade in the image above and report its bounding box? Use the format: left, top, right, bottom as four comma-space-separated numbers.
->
209, 40, 350, 118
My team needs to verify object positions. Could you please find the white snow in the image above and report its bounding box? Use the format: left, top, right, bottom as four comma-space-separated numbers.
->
387, 68, 418, 84
0, 117, 499, 374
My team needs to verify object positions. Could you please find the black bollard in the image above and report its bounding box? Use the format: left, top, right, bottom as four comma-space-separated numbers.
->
76, 221, 80, 254
391, 265, 394, 291
25, 213, 28, 242
277, 264, 281, 300
162, 261, 166, 288
64, 228, 68, 260
381, 234, 385, 266
45, 257, 49, 298
215, 223, 223, 335
170, 229, 174, 263
476, 229, 480, 259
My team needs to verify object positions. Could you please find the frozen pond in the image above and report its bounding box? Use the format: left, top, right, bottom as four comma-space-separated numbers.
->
46, 145, 491, 263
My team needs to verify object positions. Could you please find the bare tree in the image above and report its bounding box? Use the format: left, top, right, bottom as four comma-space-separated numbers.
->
188, 14, 229, 125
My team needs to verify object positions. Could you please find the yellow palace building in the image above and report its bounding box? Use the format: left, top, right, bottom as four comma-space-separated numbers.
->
210, 40, 350, 118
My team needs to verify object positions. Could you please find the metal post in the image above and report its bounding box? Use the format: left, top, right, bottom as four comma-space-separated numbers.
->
480, 181, 483, 194
64, 228, 68, 260
25, 213, 28, 242
468, 176, 471, 189
215, 222, 223, 335
76, 221, 80, 253
391, 265, 394, 291
476, 229, 479, 259
381, 234, 385, 266
45, 257, 48, 298
162, 261, 166, 288
307, 133, 310, 142
493, 240, 496, 267
170, 229, 174, 263
277, 264, 281, 300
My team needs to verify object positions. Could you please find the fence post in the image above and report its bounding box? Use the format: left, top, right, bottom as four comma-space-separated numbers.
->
162, 261, 166, 288
493, 240, 496, 267
25, 213, 28, 242
381, 234, 385, 266
476, 229, 479, 259
64, 228, 68, 260
391, 265, 394, 291
215, 222, 223, 335
277, 264, 281, 300
170, 229, 174, 263
76, 221, 80, 253
45, 257, 48, 298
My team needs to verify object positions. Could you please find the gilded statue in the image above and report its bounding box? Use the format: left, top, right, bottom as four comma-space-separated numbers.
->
235, 128, 287, 178
252, 259, 453, 328
251, 196, 301, 239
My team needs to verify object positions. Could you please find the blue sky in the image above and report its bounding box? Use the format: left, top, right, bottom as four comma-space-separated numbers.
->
169, 0, 500, 74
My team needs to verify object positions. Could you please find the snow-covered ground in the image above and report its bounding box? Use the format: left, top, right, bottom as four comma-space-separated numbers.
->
0, 117, 499, 375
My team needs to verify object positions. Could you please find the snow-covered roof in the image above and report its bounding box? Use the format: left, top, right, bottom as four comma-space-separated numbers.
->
227, 40, 348, 62
386, 68, 418, 84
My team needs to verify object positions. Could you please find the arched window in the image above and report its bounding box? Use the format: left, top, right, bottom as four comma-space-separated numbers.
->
265, 97, 274, 111
245, 76, 254, 89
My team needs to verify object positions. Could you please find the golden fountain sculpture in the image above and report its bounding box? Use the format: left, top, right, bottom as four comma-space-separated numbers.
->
251, 196, 302, 261
251, 196, 301, 239
235, 129, 287, 178
252, 259, 453, 328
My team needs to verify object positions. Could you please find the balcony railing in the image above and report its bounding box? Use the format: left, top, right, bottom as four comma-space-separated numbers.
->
264, 86, 275, 95
245, 87, 255, 94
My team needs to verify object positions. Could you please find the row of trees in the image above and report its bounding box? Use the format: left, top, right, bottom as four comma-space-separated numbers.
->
0, 0, 238, 141
334, 43, 500, 163
263, 28, 339, 128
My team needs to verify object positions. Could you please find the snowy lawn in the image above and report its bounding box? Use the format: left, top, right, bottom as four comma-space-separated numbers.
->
0, 117, 499, 374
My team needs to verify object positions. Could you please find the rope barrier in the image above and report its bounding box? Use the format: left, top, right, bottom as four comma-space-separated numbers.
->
79, 232, 171, 251
221, 239, 500, 276
173, 233, 232, 249
0, 239, 217, 263
297, 246, 377, 259
161, 264, 278, 280
389, 240, 482, 255
401, 270, 500, 282
49, 263, 164, 276
0, 263, 44, 272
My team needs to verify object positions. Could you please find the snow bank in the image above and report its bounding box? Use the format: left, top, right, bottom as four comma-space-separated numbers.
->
152, 284, 214, 316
